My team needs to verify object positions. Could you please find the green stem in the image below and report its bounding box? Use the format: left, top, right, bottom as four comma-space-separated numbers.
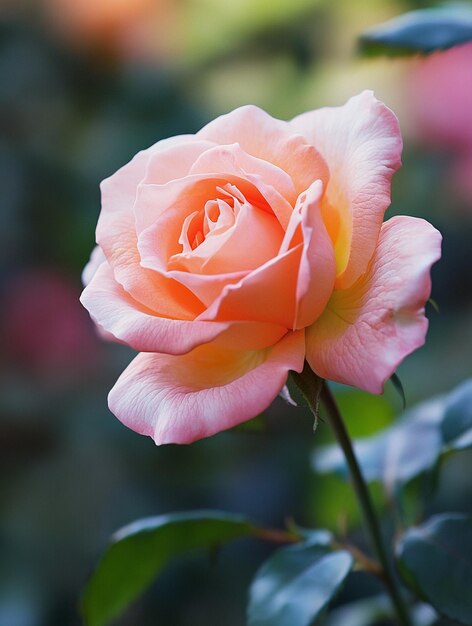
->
292, 364, 413, 626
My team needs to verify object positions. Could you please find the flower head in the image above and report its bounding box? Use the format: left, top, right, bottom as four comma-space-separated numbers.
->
81, 92, 441, 444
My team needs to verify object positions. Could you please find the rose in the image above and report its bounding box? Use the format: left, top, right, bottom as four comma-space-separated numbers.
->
81, 91, 441, 444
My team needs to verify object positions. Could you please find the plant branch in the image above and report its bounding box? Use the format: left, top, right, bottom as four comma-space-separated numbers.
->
292, 363, 413, 626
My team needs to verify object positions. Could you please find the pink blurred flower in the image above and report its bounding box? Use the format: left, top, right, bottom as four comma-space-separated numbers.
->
407, 42, 472, 201
81, 92, 441, 444
2, 269, 100, 381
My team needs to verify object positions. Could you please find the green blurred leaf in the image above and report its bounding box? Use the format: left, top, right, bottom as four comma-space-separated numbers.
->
396, 514, 472, 625
82, 510, 260, 626
314, 378, 472, 501
182, 0, 321, 64
232, 413, 268, 433
247, 539, 353, 626
441, 379, 472, 451
326, 595, 438, 626
324, 594, 392, 626
308, 473, 384, 531
327, 388, 394, 438
359, 5, 472, 57
313, 397, 445, 488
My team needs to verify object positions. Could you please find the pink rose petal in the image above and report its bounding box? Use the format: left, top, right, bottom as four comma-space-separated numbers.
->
108, 329, 305, 444
305, 216, 441, 393
280, 180, 336, 329
80, 261, 288, 353
198, 245, 303, 328
197, 105, 329, 196
291, 90, 402, 289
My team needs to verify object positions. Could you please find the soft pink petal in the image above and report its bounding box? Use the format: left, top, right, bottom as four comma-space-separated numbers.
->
189, 143, 295, 228
137, 178, 283, 277
306, 216, 441, 393
143, 139, 216, 184
82, 245, 106, 286
96, 137, 213, 315
291, 91, 402, 289
198, 245, 303, 328
108, 330, 305, 444
165, 269, 249, 308
280, 180, 336, 329
80, 262, 287, 353
98, 134, 201, 236
134, 173, 260, 235
201, 204, 283, 273
197, 105, 329, 196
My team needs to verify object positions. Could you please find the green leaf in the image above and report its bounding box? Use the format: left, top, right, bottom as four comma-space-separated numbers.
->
396, 514, 472, 625
324, 594, 392, 626
313, 397, 445, 488
289, 366, 324, 431
441, 379, 472, 451
82, 510, 259, 626
325, 595, 438, 626
247, 540, 353, 626
359, 5, 472, 57
390, 373, 406, 410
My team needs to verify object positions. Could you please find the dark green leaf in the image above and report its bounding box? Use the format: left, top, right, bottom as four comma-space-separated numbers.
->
326, 595, 438, 626
289, 365, 324, 430
396, 514, 472, 625
441, 379, 472, 451
82, 510, 259, 626
313, 397, 445, 488
359, 5, 472, 57
287, 367, 323, 414
248, 540, 353, 626
287, 526, 333, 546
324, 594, 392, 626
390, 373, 406, 409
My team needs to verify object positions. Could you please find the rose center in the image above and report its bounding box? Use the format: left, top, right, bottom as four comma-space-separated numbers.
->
167, 181, 283, 275
178, 183, 244, 254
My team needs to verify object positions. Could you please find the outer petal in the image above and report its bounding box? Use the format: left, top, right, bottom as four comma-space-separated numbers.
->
108, 330, 305, 444
82, 245, 106, 286
96, 137, 213, 315
291, 91, 402, 289
197, 105, 329, 196
80, 261, 287, 353
306, 216, 441, 393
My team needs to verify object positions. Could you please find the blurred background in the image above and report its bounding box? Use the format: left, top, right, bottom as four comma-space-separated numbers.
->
1, 0, 471, 624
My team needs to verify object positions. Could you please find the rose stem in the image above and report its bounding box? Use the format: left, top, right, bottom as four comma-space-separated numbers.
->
293, 363, 413, 626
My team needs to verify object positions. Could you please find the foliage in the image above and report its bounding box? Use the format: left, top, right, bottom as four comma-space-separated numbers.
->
397, 514, 472, 625
359, 4, 472, 57
82, 511, 262, 626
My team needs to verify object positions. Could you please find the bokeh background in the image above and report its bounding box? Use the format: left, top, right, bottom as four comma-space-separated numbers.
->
1, 0, 471, 624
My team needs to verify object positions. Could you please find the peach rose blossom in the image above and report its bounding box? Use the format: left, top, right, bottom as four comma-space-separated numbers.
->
81, 91, 441, 444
